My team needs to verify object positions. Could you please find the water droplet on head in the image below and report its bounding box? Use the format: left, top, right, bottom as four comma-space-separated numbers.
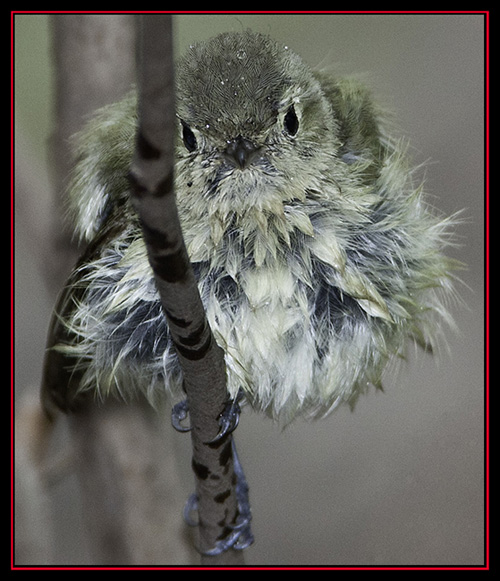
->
236, 49, 246, 60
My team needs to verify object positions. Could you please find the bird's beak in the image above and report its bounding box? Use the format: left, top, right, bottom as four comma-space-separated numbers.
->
224, 136, 262, 169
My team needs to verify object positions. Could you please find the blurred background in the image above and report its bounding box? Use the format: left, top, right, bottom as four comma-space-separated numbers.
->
14, 13, 485, 566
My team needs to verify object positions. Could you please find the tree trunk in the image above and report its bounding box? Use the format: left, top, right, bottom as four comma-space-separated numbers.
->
45, 14, 194, 565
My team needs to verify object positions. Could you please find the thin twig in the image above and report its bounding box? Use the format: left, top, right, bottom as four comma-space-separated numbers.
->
129, 14, 246, 565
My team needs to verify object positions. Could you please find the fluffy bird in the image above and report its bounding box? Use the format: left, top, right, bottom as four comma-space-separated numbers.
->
42, 30, 458, 423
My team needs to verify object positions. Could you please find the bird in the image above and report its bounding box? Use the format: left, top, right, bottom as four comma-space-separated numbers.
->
41, 30, 460, 426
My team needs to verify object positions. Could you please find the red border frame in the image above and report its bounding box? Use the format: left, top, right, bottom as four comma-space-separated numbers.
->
11, 10, 490, 572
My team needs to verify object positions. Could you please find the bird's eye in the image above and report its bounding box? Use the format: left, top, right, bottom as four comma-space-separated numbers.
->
283, 105, 299, 136
181, 121, 197, 152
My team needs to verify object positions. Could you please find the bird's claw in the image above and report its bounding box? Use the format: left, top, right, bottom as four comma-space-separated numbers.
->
182, 438, 254, 555
171, 399, 191, 432
173, 390, 253, 555
206, 390, 243, 444
171, 389, 244, 443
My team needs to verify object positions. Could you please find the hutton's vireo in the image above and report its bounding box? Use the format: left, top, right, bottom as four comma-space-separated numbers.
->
42, 31, 459, 423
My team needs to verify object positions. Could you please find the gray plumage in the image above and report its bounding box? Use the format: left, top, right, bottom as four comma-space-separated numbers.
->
44, 31, 459, 422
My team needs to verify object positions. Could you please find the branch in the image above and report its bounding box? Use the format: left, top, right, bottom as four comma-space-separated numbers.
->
129, 15, 247, 565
